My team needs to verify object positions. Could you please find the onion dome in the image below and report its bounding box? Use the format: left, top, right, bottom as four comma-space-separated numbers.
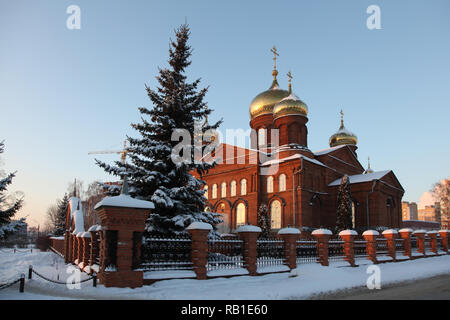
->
249, 46, 289, 119
329, 110, 358, 147
364, 157, 374, 174
273, 72, 308, 118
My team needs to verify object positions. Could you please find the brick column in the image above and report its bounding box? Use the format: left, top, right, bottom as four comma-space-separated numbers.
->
88, 228, 100, 266
65, 231, 72, 263
312, 229, 332, 267
72, 234, 78, 263
382, 229, 398, 261
399, 228, 412, 258
187, 222, 212, 280
427, 231, 438, 254
76, 233, 83, 265
363, 230, 379, 264
278, 227, 301, 270
439, 230, 449, 253
81, 233, 91, 270
339, 230, 357, 267
413, 230, 426, 256
95, 193, 153, 288
238, 225, 261, 276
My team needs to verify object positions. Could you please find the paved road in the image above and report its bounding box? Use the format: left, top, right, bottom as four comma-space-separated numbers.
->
312, 273, 450, 300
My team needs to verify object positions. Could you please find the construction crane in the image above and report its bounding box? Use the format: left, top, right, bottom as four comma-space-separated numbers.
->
88, 140, 129, 164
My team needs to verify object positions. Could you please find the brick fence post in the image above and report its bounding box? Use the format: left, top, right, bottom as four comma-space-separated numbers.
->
278, 227, 301, 270
77, 232, 84, 265
339, 230, 357, 267
427, 231, 438, 255
71, 234, 77, 263
238, 225, 261, 276
399, 228, 412, 259
382, 229, 398, 262
95, 190, 153, 288
413, 230, 426, 256
81, 232, 91, 270
312, 229, 332, 267
363, 230, 379, 264
88, 226, 100, 267
64, 230, 71, 263
439, 230, 449, 253
187, 222, 212, 280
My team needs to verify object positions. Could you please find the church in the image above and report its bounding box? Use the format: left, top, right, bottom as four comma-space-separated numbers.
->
194, 47, 404, 234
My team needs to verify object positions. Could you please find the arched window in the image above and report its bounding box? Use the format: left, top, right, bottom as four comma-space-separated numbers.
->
279, 174, 286, 192
230, 180, 237, 197
258, 128, 266, 147
267, 176, 274, 193
241, 179, 247, 196
212, 184, 217, 199
271, 200, 282, 229
204, 185, 208, 199
236, 203, 246, 227
221, 182, 227, 198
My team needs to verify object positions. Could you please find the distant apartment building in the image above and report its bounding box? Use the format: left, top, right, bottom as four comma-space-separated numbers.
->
418, 202, 441, 224
401, 201, 418, 220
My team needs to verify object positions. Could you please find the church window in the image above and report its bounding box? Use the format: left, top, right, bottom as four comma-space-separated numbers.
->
231, 180, 237, 197
279, 174, 286, 192
221, 182, 227, 198
236, 203, 246, 227
241, 179, 247, 196
271, 200, 282, 229
212, 184, 217, 199
267, 176, 274, 193
258, 128, 266, 147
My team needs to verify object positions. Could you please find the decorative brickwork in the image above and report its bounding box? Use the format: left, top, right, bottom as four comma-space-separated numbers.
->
363, 231, 378, 264
339, 230, 356, 267
399, 229, 412, 258
238, 226, 261, 275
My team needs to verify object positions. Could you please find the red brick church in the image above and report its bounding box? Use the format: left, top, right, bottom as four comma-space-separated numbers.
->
194, 48, 404, 234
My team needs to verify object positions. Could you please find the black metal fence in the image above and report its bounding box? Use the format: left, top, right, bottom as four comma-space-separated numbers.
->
256, 238, 285, 269
395, 238, 405, 255
140, 236, 192, 271
207, 238, 244, 271
328, 240, 346, 262
296, 240, 318, 264
354, 240, 368, 258
376, 238, 389, 256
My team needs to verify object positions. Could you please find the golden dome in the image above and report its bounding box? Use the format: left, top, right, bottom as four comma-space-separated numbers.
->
273, 76, 308, 118
249, 79, 289, 119
329, 110, 357, 147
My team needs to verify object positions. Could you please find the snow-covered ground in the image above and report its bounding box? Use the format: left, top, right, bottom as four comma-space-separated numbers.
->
1, 250, 449, 300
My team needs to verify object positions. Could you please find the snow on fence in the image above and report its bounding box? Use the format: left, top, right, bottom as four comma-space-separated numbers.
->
140, 236, 193, 271
256, 238, 285, 269
296, 240, 318, 264
207, 238, 244, 271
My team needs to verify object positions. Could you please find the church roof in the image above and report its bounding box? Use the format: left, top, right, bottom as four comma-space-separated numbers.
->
328, 170, 391, 186
313, 145, 347, 156
260, 153, 327, 168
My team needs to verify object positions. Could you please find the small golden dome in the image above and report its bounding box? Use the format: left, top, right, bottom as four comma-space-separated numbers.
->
364, 157, 374, 174
329, 110, 357, 147
249, 80, 289, 119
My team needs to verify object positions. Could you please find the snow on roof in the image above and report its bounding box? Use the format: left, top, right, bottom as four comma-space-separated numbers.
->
382, 229, 398, 235
362, 230, 379, 236
312, 228, 332, 235
278, 227, 301, 235
313, 145, 347, 156
72, 209, 85, 235
260, 153, 326, 168
339, 230, 358, 236
68, 197, 82, 219
186, 222, 213, 230
81, 232, 91, 238
328, 170, 391, 187
399, 228, 413, 233
237, 225, 262, 233
87, 225, 99, 232
94, 194, 154, 210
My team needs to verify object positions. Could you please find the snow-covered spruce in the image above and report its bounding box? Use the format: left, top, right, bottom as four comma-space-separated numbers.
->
95, 24, 223, 236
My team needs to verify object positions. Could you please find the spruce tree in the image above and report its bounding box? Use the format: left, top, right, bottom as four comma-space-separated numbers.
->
0, 141, 24, 239
96, 24, 222, 236
335, 175, 353, 233
257, 204, 271, 238
53, 194, 69, 236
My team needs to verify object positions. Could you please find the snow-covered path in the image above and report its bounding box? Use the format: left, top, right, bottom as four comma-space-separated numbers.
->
1, 250, 450, 300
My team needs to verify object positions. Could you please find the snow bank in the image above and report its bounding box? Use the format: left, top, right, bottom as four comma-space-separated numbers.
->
237, 225, 261, 233
94, 194, 154, 210
186, 222, 212, 230
312, 228, 332, 236
278, 227, 301, 235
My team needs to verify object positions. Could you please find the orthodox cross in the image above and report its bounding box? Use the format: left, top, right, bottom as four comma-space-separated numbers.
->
271, 46, 279, 70
287, 71, 293, 92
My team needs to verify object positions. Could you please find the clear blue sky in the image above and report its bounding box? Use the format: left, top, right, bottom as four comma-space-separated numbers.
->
1, 0, 449, 227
